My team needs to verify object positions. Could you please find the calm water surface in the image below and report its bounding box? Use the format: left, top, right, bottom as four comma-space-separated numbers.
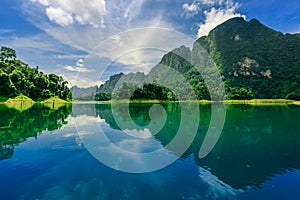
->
0, 103, 300, 200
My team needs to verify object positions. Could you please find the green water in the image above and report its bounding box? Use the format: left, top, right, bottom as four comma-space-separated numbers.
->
0, 103, 299, 199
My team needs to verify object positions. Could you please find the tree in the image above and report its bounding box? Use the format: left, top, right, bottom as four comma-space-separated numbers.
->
227, 87, 254, 100
0, 46, 72, 100
285, 91, 300, 100
0, 46, 16, 62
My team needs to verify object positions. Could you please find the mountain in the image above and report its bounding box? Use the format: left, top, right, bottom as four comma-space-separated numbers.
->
72, 70, 144, 100
94, 72, 147, 100
197, 17, 300, 99
71, 86, 98, 101
95, 17, 300, 100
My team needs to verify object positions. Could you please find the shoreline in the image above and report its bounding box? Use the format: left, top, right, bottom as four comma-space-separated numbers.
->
72, 99, 300, 105
1, 97, 299, 106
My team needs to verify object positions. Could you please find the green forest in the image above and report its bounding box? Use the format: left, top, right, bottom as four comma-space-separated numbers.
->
0, 46, 72, 101
94, 18, 300, 101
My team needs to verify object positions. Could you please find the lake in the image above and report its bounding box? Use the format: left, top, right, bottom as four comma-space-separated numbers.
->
0, 102, 300, 200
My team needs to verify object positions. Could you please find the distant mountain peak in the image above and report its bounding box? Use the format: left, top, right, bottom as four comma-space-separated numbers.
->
249, 18, 261, 24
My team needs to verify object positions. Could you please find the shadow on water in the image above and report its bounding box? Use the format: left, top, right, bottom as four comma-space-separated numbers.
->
91, 103, 300, 190
0, 104, 72, 160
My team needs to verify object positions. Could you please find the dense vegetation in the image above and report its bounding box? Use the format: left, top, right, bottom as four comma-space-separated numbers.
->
197, 18, 300, 100
114, 83, 177, 100
94, 73, 124, 101
0, 46, 72, 100
91, 18, 300, 101
144, 18, 300, 100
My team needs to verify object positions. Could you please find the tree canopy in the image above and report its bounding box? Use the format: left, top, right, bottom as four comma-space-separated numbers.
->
0, 46, 72, 100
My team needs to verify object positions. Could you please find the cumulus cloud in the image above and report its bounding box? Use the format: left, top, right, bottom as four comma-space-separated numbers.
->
60, 74, 103, 88
31, 0, 107, 27
182, 2, 200, 18
46, 7, 74, 26
201, 0, 219, 6
76, 58, 85, 67
23, 0, 174, 64
183, 2, 199, 12
31, 0, 50, 6
64, 65, 94, 73
197, 1, 245, 38
64, 59, 93, 73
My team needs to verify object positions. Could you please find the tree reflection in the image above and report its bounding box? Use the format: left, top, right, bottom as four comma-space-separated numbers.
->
0, 104, 72, 160
95, 103, 300, 190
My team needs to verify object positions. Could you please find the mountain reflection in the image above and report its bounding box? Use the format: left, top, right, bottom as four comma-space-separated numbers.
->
0, 104, 72, 160
90, 103, 300, 190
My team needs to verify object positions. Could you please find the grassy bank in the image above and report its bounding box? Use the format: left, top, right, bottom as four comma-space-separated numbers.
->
1, 95, 70, 104
224, 99, 295, 105
39, 97, 70, 109
2, 96, 299, 106
293, 101, 300, 106
107, 99, 209, 104
5, 95, 35, 104
3, 95, 35, 111
0, 95, 70, 111
40, 97, 69, 104
0, 95, 70, 107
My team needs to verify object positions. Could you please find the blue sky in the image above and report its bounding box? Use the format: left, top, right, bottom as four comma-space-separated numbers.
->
0, 0, 299, 87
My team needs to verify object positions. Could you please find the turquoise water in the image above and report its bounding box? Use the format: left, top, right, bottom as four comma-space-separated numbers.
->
0, 103, 300, 199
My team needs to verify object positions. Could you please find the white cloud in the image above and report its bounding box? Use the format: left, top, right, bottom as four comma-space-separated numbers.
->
0, 29, 15, 34
46, 7, 74, 26
76, 58, 84, 67
201, 0, 220, 6
22, 0, 174, 57
73, 79, 103, 88
31, 0, 107, 27
197, 2, 245, 38
182, 2, 200, 18
21, 0, 244, 87
5, 34, 64, 53
54, 54, 87, 59
31, 0, 50, 6
182, 0, 226, 14
88, 28, 194, 73
59, 74, 103, 88
124, 0, 145, 22
199, 167, 244, 199
183, 3, 199, 12
64, 65, 94, 73
0, 34, 80, 71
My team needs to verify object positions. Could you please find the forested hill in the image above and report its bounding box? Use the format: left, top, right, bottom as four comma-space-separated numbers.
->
197, 17, 300, 99
0, 47, 72, 100
93, 17, 300, 100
